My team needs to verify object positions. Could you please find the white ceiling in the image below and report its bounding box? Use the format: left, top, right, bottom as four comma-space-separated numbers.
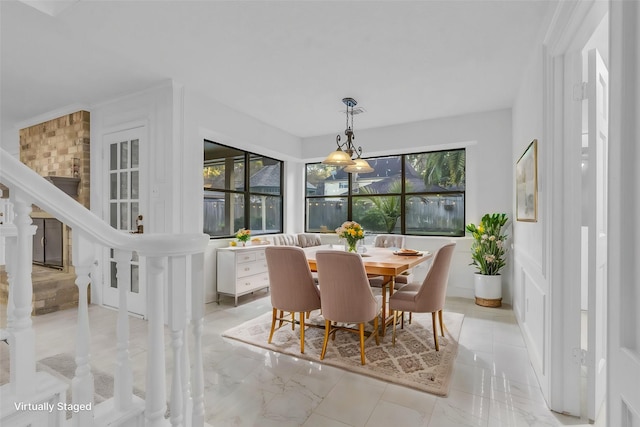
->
1, 0, 553, 139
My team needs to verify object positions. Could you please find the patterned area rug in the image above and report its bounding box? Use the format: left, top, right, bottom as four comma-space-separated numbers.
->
222, 310, 463, 396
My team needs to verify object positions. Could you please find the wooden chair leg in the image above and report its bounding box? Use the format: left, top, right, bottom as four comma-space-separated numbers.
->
432, 312, 439, 351
268, 308, 277, 344
439, 310, 445, 337
278, 310, 284, 328
359, 323, 366, 365
320, 320, 331, 360
306, 311, 310, 319
409, 312, 413, 324
400, 311, 405, 329
291, 312, 295, 330
300, 312, 305, 353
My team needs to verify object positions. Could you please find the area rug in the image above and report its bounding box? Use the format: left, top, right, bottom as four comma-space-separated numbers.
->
222, 310, 464, 396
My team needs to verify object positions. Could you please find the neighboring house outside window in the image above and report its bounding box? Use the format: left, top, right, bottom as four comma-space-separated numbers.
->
305, 149, 465, 236
204, 140, 283, 238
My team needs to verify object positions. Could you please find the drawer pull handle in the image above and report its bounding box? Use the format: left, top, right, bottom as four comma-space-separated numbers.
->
244, 267, 250, 271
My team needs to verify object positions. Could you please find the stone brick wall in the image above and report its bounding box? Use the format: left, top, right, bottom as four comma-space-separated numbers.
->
19, 110, 90, 209
6, 111, 93, 314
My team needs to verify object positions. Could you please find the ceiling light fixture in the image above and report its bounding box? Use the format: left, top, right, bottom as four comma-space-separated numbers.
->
322, 98, 374, 174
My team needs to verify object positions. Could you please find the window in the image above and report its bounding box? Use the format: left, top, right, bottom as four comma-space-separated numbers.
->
204, 140, 283, 238
305, 149, 465, 236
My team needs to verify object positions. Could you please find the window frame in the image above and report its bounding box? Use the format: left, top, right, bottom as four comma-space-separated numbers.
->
304, 148, 466, 237
204, 139, 284, 239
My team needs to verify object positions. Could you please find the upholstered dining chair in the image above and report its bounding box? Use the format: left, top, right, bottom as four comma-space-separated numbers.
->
374, 234, 405, 249
265, 246, 322, 353
389, 242, 456, 351
368, 234, 411, 288
315, 250, 381, 365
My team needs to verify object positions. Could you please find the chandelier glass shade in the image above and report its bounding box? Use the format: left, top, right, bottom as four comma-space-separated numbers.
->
322, 97, 373, 173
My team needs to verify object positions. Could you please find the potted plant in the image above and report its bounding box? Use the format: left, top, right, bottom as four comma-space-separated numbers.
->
466, 213, 508, 307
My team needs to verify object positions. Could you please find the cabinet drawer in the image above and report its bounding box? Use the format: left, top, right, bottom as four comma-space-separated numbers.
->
236, 252, 257, 264
236, 272, 269, 292
236, 260, 268, 278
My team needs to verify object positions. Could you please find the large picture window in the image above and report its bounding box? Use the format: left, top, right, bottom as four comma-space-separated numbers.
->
204, 140, 283, 238
305, 149, 465, 236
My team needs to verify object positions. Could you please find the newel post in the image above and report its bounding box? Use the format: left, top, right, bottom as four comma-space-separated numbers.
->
168, 255, 187, 427
8, 192, 37, 396
145, 256, 168, 427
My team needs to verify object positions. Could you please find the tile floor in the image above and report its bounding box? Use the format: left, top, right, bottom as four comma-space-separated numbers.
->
3, 294, 603, 426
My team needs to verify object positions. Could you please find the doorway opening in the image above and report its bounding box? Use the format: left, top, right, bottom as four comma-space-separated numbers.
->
579, 11, 609, 424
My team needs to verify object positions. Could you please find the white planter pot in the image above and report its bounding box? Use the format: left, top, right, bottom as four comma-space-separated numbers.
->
474, 273, 502, 307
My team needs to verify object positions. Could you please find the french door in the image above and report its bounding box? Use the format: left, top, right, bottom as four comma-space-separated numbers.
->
102, 127, 146, 317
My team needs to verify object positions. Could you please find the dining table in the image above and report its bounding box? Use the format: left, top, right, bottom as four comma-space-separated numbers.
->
303, 244, 433, 335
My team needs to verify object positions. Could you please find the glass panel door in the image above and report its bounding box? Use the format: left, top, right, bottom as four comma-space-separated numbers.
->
103, 128, 145, 317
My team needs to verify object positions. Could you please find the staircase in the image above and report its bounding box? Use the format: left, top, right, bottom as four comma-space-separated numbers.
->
0, 147, 209, 427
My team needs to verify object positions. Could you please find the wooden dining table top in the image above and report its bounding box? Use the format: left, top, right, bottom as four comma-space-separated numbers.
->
302, 244, 433, 276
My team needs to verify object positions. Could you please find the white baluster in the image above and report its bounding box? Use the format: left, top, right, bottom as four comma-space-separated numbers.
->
181, 323, 192, 427
170, 330, 184, 427
71, 265, 94, 427
71, 232, 95, 427
114, 249, 134, 411
190, 252, 205, 427
168, 255, 187, 427
145, 256, 168, 427
9, 194, 36, 397
5, 234, 16, 332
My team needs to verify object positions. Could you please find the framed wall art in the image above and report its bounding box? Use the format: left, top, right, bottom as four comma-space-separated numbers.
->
516, 139, 538, 222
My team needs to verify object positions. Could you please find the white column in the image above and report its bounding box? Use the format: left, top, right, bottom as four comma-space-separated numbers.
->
113, 249, 134, 411
190, 252, 205, 427
9, 194, 37, 397
145, 256, 168, 427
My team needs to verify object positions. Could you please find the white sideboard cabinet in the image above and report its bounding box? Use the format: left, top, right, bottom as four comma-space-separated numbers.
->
216, 245, 270, 306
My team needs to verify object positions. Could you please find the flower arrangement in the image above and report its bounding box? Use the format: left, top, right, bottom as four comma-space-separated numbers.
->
335, 221, 365, 252
235, 228, 251, 246
466, 213, 508, 275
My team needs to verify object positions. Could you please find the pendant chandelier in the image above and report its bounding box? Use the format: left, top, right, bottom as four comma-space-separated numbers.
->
322, 98, 374, 174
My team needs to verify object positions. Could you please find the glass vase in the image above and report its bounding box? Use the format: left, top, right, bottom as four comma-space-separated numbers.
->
347, 241, 357, 252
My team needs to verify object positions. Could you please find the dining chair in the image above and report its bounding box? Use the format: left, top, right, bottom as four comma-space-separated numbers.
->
369, 234, 411, 288
374, 234, 405, 249
389, 242, 456, 350
316, 250, 381, 365
265, 246, 322, 353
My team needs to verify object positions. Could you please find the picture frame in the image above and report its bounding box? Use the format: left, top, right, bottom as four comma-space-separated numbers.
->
516, 139, 538, 222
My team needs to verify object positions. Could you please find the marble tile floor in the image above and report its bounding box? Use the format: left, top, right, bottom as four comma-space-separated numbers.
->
1, 295, 604, 427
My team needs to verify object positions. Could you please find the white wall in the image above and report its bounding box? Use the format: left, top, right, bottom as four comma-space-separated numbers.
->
182, 88, 304, 302
511, 38, 549, 398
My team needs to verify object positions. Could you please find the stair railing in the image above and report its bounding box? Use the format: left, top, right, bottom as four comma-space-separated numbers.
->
0, 148, 209, 427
